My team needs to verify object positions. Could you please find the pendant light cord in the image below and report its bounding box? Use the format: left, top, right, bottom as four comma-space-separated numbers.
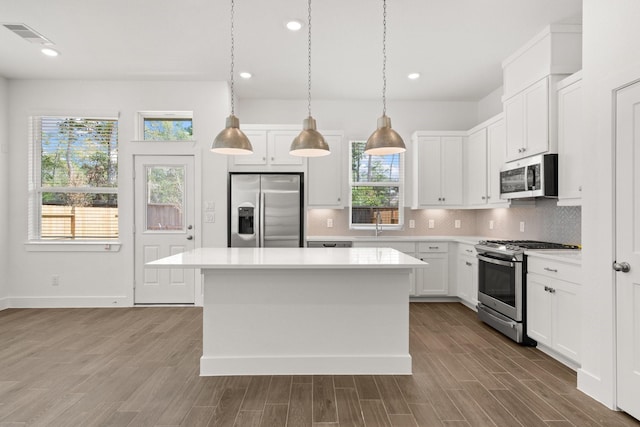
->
307, 0, 312, 118
230, 0, 236, 116
382, 0, 387, 117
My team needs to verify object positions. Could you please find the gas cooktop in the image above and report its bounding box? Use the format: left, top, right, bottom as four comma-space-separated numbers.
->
476, 239, 580, 256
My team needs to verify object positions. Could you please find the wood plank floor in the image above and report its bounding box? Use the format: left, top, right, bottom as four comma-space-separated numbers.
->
0, 303, 638, 427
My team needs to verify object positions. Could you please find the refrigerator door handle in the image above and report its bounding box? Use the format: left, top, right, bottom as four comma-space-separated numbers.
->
259, 192, 265, 247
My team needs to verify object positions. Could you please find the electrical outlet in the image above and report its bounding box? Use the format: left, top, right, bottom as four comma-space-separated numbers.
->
409, 220, 415, 229
489, 220, 494, 230
205, 213, 215, 223
454, 220, 461, 229
520, 221, 525, 232
205, 201, 215, 211
51, 275, 59, 286
428, 219, 435, 229
327, 218, 333, 228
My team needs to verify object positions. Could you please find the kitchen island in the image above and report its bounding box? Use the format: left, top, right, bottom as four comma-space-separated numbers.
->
148, 247, 426, 376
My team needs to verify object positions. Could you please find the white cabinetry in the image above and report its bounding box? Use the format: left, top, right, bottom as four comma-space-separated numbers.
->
501, 24, 582, 162
556, 72, 583, 206
352, 241, 417, 295
415, 243, 449, 296
411, 132, 465, 208
527, 255, 581, 366
465, 115, 508, 207
456, 243, 478, 309
228, 126, 305, 171
307, 133, 345, 208
504, 77, 556, 161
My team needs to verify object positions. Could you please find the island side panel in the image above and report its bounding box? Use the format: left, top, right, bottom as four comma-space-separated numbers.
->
201, 267, 412, 375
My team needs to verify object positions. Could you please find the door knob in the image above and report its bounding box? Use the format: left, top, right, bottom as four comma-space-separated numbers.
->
186, 235, 193, 240
613, 261, 631, 273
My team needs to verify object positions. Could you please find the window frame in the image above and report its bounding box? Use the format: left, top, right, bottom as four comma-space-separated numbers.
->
28, 115, 120, 245
135, 111, 194, 142
348, 140, 405, 230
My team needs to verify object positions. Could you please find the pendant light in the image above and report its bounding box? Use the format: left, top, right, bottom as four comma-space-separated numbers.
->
364, 0, 406, 156
212, 0, 253, 155
290, 0, 330, 157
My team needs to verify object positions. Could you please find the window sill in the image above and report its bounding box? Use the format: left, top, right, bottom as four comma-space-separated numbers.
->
24, 241, 122, 252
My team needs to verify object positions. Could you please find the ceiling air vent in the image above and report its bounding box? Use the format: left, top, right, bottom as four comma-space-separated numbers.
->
2, 23, 53, 45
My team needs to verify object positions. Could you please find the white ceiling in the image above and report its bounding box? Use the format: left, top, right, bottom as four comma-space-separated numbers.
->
0, 0, 582, 101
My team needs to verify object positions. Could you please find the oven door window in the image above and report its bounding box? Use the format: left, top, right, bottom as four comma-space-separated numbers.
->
478, 259, 516, 308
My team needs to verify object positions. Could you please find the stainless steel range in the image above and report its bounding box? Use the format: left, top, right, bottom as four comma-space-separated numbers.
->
475, 240, 579, 345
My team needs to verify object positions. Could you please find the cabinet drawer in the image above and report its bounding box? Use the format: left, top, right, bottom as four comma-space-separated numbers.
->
457, 243, 477, 257
352, 241, 416, 253
417, 242, 448, 253
527, 257, 581, 284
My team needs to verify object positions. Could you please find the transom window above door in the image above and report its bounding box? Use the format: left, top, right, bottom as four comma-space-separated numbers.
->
136, 111, 193, 141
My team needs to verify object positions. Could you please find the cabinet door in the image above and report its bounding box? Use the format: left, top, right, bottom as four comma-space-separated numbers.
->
230, 130, 268, 166
505, 94, 525, 161
417, 136, 442, 205
457, 256, 473, 303
466, 129, 487, 205
308, 134, 344, 207
557, 80, 583, 203
267, 130, 304, 165
487, 119, 506, 204
524, 77, 550, 157
441, 137, 463, 205
416, 253, 448, 296
553, 280, 581, 362
526, 274, 553, 346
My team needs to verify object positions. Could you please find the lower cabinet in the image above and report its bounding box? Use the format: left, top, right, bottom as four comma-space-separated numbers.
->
415, 243, 449, 296
457, 243, 478, 308
527, 257, 581, 365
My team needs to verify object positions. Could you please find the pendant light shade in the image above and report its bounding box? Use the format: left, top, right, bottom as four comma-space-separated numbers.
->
290, 0, 330, 157
364, 0, 406, 156
212, 115, 253, 155
211, 0, 253, 156
290, 117, 330, 157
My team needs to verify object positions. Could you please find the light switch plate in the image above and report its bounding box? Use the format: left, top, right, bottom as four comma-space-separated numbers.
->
520, 221, 525, 232
205, 213, 215, 223
428, 219, 435, 229
327, 218, 333, 228
489, 220, 494, 230
205, 201, 215, 211
409, 220, 415, 229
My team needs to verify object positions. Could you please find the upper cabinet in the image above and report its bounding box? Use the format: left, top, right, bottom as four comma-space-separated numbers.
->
556, 72, 583, 206
307, 132, 345, 208
411, 132, 465, 208
465, 114, 508, 207
502, 24, 582, 162
228, 126, 306, 172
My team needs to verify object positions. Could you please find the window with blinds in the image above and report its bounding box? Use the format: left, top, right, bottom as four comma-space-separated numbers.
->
349, 140, 404, 228
31, 116, 119, 240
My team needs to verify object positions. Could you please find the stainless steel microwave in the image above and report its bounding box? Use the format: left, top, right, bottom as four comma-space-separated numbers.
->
499, 154, 558, 199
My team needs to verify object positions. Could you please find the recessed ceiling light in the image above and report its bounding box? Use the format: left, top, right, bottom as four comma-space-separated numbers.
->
239, 72, 252, 79
41, 47, 59, 57
286, 20, 303, 31
408, 72, 420, 80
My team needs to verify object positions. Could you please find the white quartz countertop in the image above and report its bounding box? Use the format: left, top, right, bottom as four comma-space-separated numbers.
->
307, 235, 489, 245
147, 247, 428, 269
525, 249, 582, 265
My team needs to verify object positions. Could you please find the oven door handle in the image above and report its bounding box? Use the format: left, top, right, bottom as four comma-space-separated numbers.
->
477, 254, 515, 268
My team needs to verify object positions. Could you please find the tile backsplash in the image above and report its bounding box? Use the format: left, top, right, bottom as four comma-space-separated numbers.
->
307, 199, 581, 245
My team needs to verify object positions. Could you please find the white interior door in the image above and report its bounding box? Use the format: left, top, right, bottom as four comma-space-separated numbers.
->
615, 79, 640, 420
134, 155, 195, 304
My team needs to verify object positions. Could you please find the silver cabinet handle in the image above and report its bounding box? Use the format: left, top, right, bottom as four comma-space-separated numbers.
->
186, 235, 193, 240
465, 261, 472, 266
481, 196, 486, 200
544, 267, 558, 273
613, 261, 631, 273
465, 249, 473, 253
429, 246, 439, 250
578, 186, 582, 192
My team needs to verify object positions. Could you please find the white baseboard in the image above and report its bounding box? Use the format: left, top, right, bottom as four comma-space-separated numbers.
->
8, 296, 130, 308
0, 297, 9, 311
200, 355, 412, 376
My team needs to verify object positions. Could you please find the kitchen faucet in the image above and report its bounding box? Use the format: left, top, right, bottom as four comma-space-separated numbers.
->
375, 210, 382, 237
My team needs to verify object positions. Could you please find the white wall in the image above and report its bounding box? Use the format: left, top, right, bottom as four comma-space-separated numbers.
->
579, 0, 640, 408
7, 80, 230, 307
0, 77, 8, 309
476, 86, 504, 123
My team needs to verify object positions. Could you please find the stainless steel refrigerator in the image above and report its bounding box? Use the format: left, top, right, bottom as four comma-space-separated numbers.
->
228, 173, 304, 247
